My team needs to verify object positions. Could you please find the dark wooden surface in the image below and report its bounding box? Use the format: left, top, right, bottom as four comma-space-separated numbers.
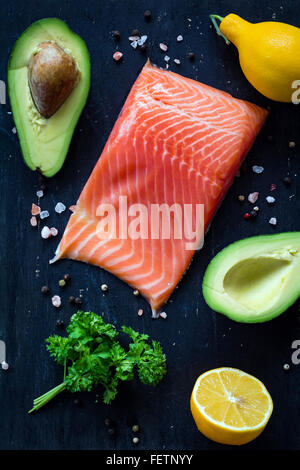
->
0, 0, 299, 451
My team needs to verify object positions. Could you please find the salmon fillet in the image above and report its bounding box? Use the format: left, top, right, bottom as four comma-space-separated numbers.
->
52, 61, 267, 316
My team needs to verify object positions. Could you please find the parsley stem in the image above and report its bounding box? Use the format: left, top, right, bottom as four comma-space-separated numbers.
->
28, 382, 66, 413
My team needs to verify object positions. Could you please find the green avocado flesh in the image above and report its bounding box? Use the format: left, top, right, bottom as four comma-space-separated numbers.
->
202, 232, 300, 323
8, 18, 90, 177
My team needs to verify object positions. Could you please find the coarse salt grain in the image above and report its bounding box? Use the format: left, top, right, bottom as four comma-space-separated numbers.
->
128, 35, 140, 41
174, 58, 181, 64
130, 41, 138, 49
160, 312, 167, 319
252, 165, 264, 174
31, 203, 41, 216
41, 226, 52, 239
159, 43, 168, 52
69, 205, 76, 212
266, 196, 276, 204
50, 227, 58, 236
55, 202, 66, 213
138, 309, 144, 317
12, 127, 16, 134
51, 295, 61, 308
30, 216, 37, 227
177, 35, 183, 42
113, 51, 123, 61
36, 190, 44, 198
164, 55, 170, 62
40, 210, 49, 219
101, 284, 108, 292
269, 217, 277, 226
248, 192, 259, 203
1, 361, 9, 371
138, 35, 147, 46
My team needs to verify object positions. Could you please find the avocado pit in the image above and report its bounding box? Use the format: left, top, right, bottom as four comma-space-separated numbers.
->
28, 41, 79, 118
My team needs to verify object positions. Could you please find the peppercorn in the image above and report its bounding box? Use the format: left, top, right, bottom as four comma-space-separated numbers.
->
133, 289, 139, 296
64, 273, 71, 282
288, 141, 296, 149
69, 296, 76, 304
112, 30, 120, 40
108, 428, 115, 435
188, 52, 195, 60
75, 297, 82, 305
132, 424, 139, 432
101, 284, 108, 292
133, 437, 139, 444
59, 279, 66, 287
104, 418, 112, 427
132, 29, 140, 37
144, 10, 152, 20
41, 285, 50, 294
283, 176, 292, 185
56, 319, 65, 328
238, 195, 245, 202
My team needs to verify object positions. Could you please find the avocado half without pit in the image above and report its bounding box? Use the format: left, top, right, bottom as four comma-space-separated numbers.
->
202, 232, 300, 323
8, 18, 90, 177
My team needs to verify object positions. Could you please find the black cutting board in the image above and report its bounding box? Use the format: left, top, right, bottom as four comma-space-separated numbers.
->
0, 0, 299, 451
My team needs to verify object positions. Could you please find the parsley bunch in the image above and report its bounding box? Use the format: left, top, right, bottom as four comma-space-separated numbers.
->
29, 311, 166, 413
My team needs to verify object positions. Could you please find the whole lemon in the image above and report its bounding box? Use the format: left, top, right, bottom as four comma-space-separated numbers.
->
218, 14, 300, 102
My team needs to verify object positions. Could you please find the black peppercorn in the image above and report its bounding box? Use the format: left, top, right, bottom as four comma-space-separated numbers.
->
188, 52, 195, 61
144, 10, 152, 20
41, 286, 50, 294
112, 30, 120, 40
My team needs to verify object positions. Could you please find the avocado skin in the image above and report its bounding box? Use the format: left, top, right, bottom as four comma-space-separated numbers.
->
202, 232, 300, 323
7, 18, 91, 177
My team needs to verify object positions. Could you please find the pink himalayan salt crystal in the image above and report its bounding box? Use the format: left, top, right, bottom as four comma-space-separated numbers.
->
138, 309, 144, 317
248, 192, 259, 203
30, 216, 37, 227
31, 203, 41, 216
113, 51, 123, 61
41, 226, 52, 239
160, 312, 167, 319
50, 227, 58, 236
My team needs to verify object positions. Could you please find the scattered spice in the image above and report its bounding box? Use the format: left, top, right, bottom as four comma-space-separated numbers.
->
59, 279, 66, 287
283, 363, 290, 371
133, 289, 139, 296
75, 297, 82, 305
248, 192, 259, 203
112, 30, 120, 40
30, 216, 37, 227
253, 206, 259, 212
50, 227, 58, 236
113, 51, 123, 61
108, 428, 115, 436
41, 285, 50, 294
288, 141, 296, 148
101, 284, 108, 292
252, 165, 264, 174
104, 418, 112, 426
55, 202, 66, 214
159, 43, 168, 52
51, 295, 61, 308
56, 319, 65, 328
64, 274, 71, 282
132, 424, 139, 432
132, 29, 140, 37
138, 309, 144, 317
41, 226, 52, 239
269, 217, 277, 226
144, 10, 152, 20
238, 195, 245, 202
1, 361, 9, 371
69, 296, 76, 304
133, 437, 139, 444
31, 203, 41, 216
243, 212, 251, 220
188, 52, 195, 60
283, 176, 292, 185
250, 210, 257, 218
270, 184, 277, 191
40, 210, 49, 219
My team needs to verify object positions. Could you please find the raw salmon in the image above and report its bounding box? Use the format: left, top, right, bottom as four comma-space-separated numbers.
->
52, 61, 267, 316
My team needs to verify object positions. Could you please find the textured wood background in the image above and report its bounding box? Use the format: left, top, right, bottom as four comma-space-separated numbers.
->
0, 0, 299, 450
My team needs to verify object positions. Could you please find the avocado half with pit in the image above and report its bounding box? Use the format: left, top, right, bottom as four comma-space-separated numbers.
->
8, 18, 90, 177
202, 232, 300, 323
